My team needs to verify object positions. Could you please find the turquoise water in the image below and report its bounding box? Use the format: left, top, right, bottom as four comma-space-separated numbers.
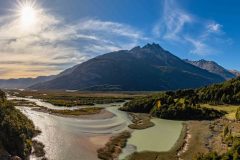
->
119, 118, 183, 159
128, 118, 183, 152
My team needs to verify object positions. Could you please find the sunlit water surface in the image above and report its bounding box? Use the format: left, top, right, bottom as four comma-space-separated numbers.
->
8, 96, 183, 160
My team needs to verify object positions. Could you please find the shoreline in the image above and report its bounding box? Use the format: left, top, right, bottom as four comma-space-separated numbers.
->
177, 124, 191, 159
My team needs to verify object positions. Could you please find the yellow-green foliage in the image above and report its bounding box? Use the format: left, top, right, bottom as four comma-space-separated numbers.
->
195, 136, 240, 160
121, 91, 225, 120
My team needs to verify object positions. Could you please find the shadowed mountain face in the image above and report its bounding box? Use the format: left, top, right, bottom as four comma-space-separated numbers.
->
29, 43, 224, 91
185, 59, 236, 80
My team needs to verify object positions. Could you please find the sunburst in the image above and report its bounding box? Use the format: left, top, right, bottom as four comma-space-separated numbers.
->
16, 0, 39, 28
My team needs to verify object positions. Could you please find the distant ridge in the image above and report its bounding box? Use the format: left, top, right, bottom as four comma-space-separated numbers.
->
29, 43, 224, 91
0, 76, 55, 89
184, 59, 236, 80
229, 70, 240, 77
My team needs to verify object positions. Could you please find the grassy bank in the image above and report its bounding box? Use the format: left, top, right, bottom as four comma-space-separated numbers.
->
33, 106, 103, 116
8, 90, 144, 107
201, 104, 240, 120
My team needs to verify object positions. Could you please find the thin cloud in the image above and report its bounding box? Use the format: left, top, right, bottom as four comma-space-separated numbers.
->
207, 22, 223, 33
153, 0, 193, 41
0, 4, 146, 79
185, 37, 216, 56
153, 0, 230, 56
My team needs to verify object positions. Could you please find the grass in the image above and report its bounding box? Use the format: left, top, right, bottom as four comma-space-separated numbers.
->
200, 104, 240, 120
7, 90, 146, 107
33, 107, 103, 116
11, 99, 38, 107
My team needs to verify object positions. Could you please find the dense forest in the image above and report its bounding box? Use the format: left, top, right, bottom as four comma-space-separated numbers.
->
0, 90, 38, 159
120, 77, 240, 120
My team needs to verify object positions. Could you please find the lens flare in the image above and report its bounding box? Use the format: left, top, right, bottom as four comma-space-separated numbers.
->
17, 0, 38, 28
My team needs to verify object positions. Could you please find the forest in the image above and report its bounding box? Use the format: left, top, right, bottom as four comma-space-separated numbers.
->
120, 77, 240, 120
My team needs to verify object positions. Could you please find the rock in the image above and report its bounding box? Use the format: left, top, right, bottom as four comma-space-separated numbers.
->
10, 156, 22, 160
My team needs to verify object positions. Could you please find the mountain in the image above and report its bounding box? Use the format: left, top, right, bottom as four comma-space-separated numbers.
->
184, 59, 235, 80
0, 76, 55, 89
30, 43, 224, 91
229, 70, 240, 77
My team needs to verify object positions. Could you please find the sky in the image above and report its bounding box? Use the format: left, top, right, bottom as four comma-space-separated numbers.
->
0, 0, 240, 79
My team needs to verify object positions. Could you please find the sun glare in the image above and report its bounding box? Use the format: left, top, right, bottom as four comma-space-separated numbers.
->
17, 1, 38, 28
20, 5, 36, 26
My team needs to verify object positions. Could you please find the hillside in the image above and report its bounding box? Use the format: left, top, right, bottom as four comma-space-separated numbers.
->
30, 43, 224, 91
185, 59, 235, 80
120, 77, 240, 120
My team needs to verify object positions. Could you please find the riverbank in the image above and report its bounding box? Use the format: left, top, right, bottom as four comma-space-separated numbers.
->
0, 91, 42, 160
8, 93, 188, 160
10, 97, 116, 119
97, 131, 131, 160
7, 90, 141, 107
10, 95, 130, 160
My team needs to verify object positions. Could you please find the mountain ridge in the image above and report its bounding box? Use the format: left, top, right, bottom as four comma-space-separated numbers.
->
0, 75, 55, 89
184, 59, 236, 80
29, 43, 224, 91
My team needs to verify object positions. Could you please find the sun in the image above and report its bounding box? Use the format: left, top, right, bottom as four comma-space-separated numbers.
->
17, 1, 38, 28
20, 5, 36, 26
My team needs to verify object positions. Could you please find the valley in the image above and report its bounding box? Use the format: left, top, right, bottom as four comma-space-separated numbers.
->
2, 77, 240, 160
0, 0, 240, 159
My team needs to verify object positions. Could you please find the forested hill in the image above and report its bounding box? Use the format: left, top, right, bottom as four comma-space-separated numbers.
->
120, 77, 240, 120
0, 90, 38, 159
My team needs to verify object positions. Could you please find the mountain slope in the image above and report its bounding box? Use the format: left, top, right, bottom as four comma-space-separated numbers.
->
185, 59, 235, 80
0, 76, 55, 89
229, 70, 240, 77
30, 43, 224, 91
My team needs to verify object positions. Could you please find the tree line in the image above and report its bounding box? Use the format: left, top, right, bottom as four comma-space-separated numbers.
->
120, 77, 240, 120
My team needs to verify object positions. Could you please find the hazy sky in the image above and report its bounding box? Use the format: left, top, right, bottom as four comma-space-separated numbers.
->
0, 0, 239, 79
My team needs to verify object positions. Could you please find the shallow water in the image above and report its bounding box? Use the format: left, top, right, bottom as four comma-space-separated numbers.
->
9, 96, 183, 160
11, 96, 129, 160
119, 118, 183, 159
128, 118, 183, 152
